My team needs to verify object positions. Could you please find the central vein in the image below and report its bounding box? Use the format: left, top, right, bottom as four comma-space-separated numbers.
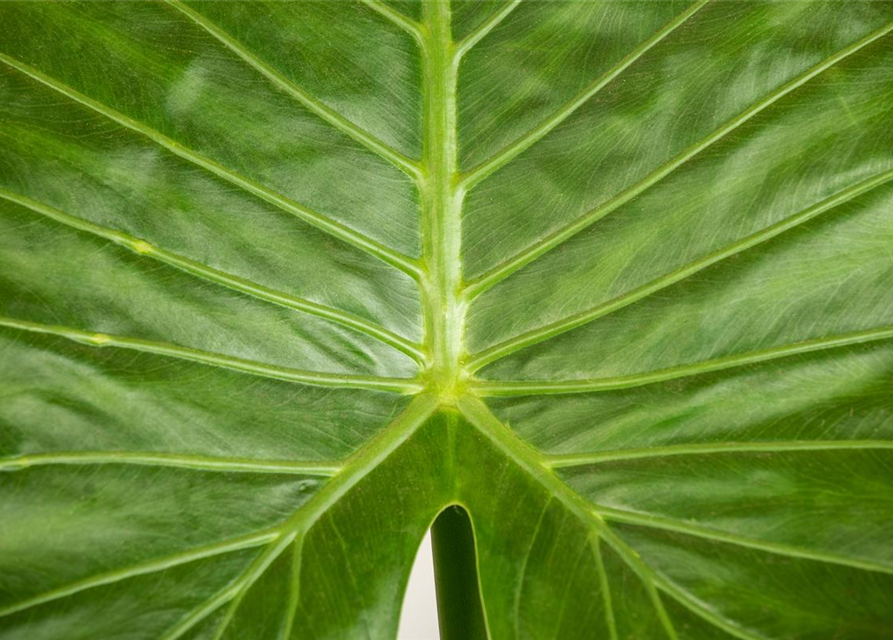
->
420, 1, 466, 401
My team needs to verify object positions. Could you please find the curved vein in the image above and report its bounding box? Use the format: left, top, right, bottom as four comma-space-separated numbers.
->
463, 20, 893, 297
164, 0, 422, 181
0, 188, 425, 363
0, 53, 422, 279
459, 0, 709, 190
457, 395, 677, 640
466, 167, 893, 371
0, 316, 424, 394
547, 440, 893, 467
471, 324, 893, 396
594, 506, 893, 576
593, 536, 618, 640
358, 0, 425, 44
0, 452, 341, 475
0, 398, 436, 629
281, 539, 303, 640
192, 395, 438, 638
453, 0, 523, 62
159, 579, 243, 640
598, 526, 762, 640
0, 530, 278, 619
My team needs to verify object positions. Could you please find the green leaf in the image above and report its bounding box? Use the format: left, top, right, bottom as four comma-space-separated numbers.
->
2, 1, 893, 638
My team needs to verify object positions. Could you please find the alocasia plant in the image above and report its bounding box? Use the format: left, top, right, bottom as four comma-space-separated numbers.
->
2, 1, 893, 638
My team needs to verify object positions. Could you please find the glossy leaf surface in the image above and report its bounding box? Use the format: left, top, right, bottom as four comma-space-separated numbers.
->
2, 1, 893, 639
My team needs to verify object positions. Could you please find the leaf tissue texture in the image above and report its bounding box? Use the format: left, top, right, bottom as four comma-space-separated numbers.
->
2, 1, 893, 638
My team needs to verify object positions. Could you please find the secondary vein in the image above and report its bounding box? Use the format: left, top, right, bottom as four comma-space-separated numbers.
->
453, 0, 523, 62
186, 395, 438, 639
466, 166, 893, 371
457, 395, 678, 640
597, 526, 755, 640
0, 188, 425, 363
164, 0, 423, 181
546, 440, 893, 467
0, 52, 422, 279
0, 316, 424, 394
594, 506, 893, 576
0, 529, 278, 619
471, 324, 893, 396
460, 0, 709, 191
358, 0, 426, 45
464, 19, 893, 297
0, 451, 341, 475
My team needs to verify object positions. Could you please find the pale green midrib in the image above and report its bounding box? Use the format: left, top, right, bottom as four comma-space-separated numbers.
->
547, 440, 893, 466
459, 0, 709, 191
419, 0, 466, 398
0, 188, 425, 363
472, 324, 893, 396
593, 506, 893, 576
0, 451, 341, 475
359, 0, 426, 44
0, 316, 423, 394
466, 166, 893, 372
462, 19, 893, 299
0, 52, 422, 280
164, 0, 422, 181
457, 396, 679, 640
0, 529, 279, 619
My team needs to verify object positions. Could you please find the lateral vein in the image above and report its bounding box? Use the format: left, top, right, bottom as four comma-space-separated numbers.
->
184, 395, 438, 638
0, 530, 278, 619
0, 188, 426, 363
457, 396, 678, 640
472, 324, 893, 396
546, 440, 893, 467
595, 506, 893, 575
460, 0, 709, 190
454, 0, 523, 62
0, 316, 424, 394
158, 580, 244, 640
593, 536, 618, 640
0, 52, 422, 279
598, 527, 754, 640
164, 0, 422, 180
464, 19, 893, 296
466, 166, 893, 371
358, 0, 426, 44
0, 451, 341, 475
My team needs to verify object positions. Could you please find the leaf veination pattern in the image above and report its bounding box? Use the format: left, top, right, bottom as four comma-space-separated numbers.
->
1, 1, 892, 638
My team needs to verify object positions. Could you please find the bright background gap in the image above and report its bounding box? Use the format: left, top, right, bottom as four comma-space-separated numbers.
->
397, 531, 441, 639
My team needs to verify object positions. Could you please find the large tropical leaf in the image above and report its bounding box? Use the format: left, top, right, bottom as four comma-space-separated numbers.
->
2, 1, 893, 638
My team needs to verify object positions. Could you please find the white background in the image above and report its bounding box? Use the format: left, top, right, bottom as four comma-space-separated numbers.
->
397, 532, 441, 639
